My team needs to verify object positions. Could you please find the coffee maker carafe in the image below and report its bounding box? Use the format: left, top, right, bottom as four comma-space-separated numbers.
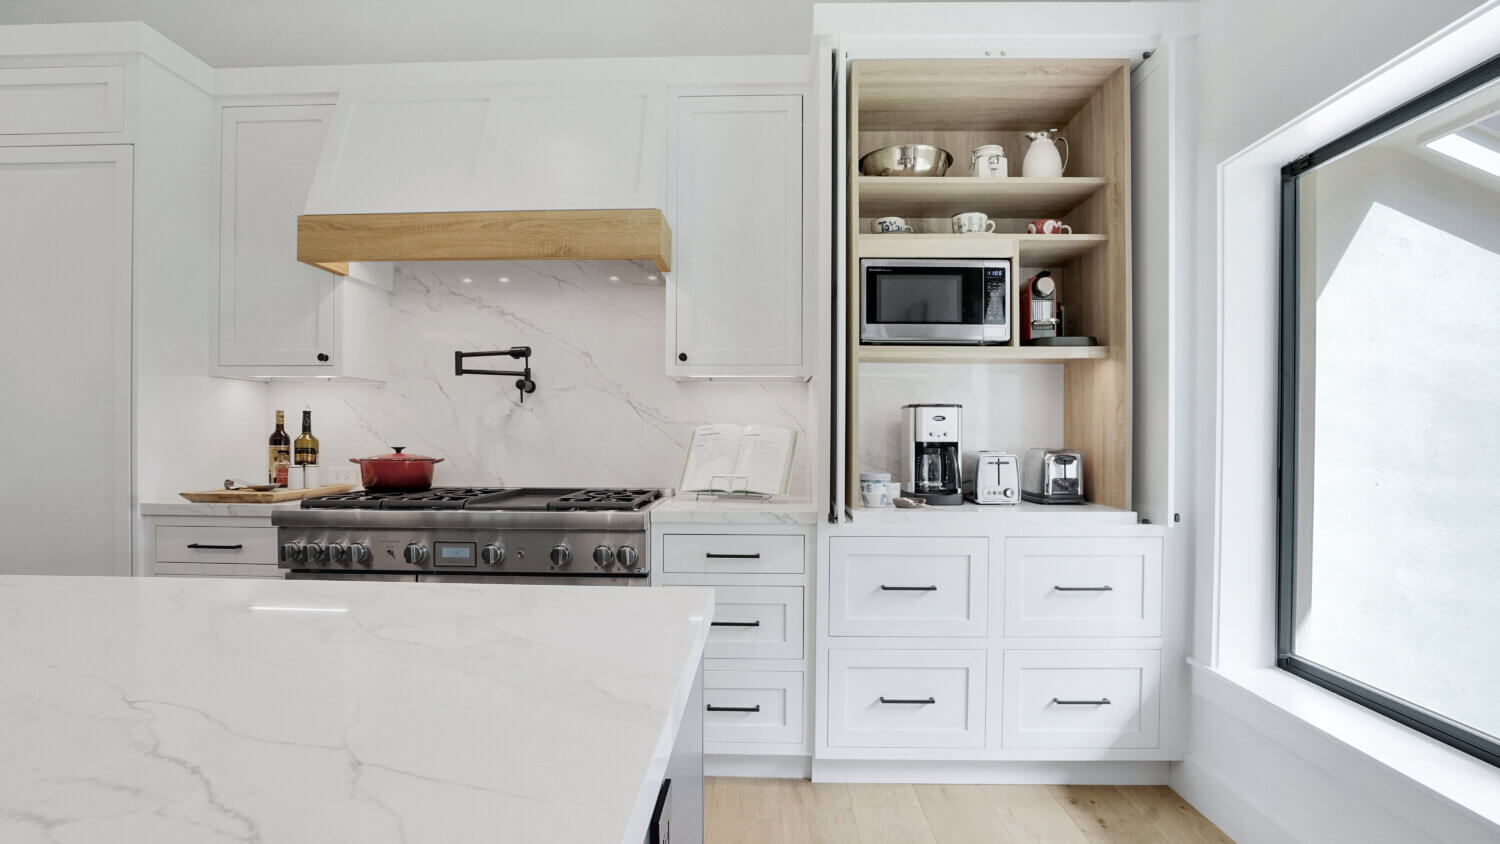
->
901, 404, 963, 506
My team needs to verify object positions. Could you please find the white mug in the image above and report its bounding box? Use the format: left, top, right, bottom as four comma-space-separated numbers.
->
286, 465, 306, 491
970, 144, 1008, 179
302, 464, 321, 489
871, 216, 914, 234
951, 211, 996, 235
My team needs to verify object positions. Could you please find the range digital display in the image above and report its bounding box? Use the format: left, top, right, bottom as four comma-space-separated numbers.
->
433, 541, 477, 566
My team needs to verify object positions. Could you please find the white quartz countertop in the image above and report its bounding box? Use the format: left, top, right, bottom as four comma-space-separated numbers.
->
0, 576, 713, 844
650, 493, 822, 524
848, 500, 1140, 526
140, 500, 304, 517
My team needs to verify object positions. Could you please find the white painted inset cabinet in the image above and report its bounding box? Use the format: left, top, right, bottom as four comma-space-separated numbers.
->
667, 93, 810, 380
214, 104, 388, 380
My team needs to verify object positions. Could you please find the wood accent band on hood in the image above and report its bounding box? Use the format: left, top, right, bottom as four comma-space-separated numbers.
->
297, 209, 672, 274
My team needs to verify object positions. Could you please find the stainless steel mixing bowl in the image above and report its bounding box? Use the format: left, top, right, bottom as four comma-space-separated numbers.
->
858, 144, 953, 177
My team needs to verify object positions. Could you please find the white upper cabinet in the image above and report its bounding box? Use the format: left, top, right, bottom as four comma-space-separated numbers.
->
668, 93, 809, 380
216, 104, 387, 380
302, 84, 665, 215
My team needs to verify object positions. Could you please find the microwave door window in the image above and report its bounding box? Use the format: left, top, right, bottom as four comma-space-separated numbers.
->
876, 274, 964, 323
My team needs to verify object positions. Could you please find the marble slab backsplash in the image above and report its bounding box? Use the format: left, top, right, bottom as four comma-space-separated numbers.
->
267, 261, 813, 496
857, 362, 1064, 479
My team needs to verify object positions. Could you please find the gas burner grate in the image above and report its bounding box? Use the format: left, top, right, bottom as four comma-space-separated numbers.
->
380, 488, 511, 509
548, 488, 664, 511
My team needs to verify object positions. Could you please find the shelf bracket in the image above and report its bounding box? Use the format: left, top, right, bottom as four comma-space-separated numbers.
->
455, 346, 537, 404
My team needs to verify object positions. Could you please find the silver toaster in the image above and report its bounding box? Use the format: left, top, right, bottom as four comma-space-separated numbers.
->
1021, 448, 1085, 504
967, 451, 1019, 504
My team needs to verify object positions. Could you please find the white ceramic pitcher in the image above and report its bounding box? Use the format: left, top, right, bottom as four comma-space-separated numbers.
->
1021, 130, 1069, 178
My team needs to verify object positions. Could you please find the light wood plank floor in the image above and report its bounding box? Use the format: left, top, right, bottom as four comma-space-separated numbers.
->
705, 779, 1233, 843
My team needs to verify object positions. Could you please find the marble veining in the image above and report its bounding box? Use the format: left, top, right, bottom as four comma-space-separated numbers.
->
0, 576, 712, 844
266, 262, 813, 497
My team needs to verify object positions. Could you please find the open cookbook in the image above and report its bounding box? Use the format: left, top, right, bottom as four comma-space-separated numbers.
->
679, 424, 798, 496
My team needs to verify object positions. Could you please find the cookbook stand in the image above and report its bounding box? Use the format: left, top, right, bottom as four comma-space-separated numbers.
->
695, 474, 773, 502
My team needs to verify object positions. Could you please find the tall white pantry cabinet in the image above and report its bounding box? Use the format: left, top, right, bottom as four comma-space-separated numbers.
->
804, 6, 1196, 781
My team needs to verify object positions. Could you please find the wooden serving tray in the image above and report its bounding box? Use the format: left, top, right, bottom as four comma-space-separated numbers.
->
179, 483, 354, 503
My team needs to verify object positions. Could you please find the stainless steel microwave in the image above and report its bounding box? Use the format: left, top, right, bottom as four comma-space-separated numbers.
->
860, 257, 1011, 344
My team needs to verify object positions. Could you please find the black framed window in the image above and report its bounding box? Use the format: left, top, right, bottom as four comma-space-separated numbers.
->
1279, 52, 1500, 769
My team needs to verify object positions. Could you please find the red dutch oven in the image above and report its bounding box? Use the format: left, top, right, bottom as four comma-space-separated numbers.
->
350, 447, 445, 491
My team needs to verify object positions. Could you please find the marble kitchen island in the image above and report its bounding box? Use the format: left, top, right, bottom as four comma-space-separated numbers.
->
0, 576, 712, 843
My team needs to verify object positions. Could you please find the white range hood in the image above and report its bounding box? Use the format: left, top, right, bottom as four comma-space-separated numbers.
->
296, 83, 672, 275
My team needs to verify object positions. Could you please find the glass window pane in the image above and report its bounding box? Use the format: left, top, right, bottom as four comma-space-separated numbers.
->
1290, 79, 1500, 747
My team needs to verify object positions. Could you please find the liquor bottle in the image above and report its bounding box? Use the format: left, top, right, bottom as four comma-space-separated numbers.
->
295, 409, 320, 466
268, 411, 291, 485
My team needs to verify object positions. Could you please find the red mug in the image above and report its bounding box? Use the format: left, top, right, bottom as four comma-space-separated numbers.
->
1026, 218, 1073, 235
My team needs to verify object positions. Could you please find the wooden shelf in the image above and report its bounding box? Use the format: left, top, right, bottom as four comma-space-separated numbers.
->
857, 176, 1106, 220
1016, 234, 1109, 265
858, 344, 1109, 364
857, 233, 1106, 264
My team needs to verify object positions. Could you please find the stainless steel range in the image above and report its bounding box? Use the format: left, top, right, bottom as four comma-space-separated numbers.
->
273, 487, 663, 585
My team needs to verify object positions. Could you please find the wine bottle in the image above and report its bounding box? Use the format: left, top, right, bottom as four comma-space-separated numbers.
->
295, 409, 320, 466
268, 411, 291, 485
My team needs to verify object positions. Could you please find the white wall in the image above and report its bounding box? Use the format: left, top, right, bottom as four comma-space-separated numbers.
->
264, 262, 815, 496
132, 56, 269, 501
1177, 0, 1499, 840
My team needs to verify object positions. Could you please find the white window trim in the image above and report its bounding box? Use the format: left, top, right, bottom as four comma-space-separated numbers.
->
1208, 0, 1500, 823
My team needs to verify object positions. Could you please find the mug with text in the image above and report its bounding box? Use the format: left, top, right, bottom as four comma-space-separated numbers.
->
872, 216, 914, 234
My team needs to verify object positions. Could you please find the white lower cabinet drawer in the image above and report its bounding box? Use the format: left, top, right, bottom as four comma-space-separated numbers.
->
828, 537, 988, 637
706, 585, 803, 660
154, 525, 278, 565
1002, 650, 1161, 749
1004, 538, 1163, 637
662, 533, 805, 574
703, 670, 804, 744
827, 649, 985, 748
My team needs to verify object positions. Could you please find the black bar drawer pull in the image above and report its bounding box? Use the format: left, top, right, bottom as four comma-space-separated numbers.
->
880, 585, 937, 592
879, 696, 936, 705
706, 704, 762, 713
187, 543, 244, 550
705, 552, 761, 559
710, 620, 761, 628
1052, 698, 1112, 706
1053, 585, 1114, 592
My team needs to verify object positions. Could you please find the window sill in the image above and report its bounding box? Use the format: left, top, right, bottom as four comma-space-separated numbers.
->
1190, 660, 1500, 832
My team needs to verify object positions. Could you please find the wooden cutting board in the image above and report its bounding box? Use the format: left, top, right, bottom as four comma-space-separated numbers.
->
179, 483, 355, 503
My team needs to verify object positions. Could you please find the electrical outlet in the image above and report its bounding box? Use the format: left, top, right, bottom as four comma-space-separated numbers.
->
332, 468, 357, 486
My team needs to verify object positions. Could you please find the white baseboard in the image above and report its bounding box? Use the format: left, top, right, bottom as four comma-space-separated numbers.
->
706, 754, 812, 779
810, 759, 1170, 785
1170, 755, 1297, 844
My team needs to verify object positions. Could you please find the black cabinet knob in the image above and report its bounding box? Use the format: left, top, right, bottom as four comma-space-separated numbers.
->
316, 353, 329, 362
678, 353, 688, 362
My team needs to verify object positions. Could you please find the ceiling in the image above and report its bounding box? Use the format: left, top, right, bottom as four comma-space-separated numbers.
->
0, 0, 1134, 68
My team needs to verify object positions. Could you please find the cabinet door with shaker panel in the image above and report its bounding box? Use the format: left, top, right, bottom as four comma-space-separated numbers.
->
215, 105, 388, 380
667, 93, 811, 380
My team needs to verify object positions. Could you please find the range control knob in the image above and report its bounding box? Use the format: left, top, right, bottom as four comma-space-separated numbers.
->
280, 542, 303, 564
480, 544, 505, 566
348, 544, 372, 567
326, 543, 349, 565
615, 544, 640, 570
549, 544, 573, 568
303, 542, 326, 564
403, 543, 428, 565
593, 545, 615, 568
